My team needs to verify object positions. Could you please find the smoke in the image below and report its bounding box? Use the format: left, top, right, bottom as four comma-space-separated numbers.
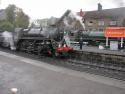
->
112, 0, 125, 7
2, 31, 16, 50
63, 17, 70, 27
61, 11, 86, 46
68, 11, 85, 30
62, 11, 85, 31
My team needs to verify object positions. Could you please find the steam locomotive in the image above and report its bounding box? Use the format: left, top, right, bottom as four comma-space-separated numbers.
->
0, 27, 73, 57
0, 10, 86, 57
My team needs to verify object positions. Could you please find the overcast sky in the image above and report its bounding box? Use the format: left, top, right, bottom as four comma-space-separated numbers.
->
0, 0, 125, 19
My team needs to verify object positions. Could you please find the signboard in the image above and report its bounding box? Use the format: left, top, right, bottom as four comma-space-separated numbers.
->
104, 27, 125, 37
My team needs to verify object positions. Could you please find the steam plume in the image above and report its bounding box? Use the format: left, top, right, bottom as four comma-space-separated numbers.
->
113, 0, 125, 7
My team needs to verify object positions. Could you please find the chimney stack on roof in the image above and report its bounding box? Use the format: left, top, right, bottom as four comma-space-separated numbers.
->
98, 3, 102, 11
79, 9, 84, 17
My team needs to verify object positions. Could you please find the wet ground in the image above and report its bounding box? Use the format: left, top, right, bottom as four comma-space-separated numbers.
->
0, 50, 125, 94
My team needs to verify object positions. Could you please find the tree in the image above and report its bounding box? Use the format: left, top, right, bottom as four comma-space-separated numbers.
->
5, 4, 30, 29
0, 21, 14, 31
15, 9, 29, 28
5, 4, 16, 24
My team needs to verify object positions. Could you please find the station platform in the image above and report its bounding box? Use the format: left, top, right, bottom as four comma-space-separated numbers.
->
70, 45, 125, 64
73, 46, 125, 56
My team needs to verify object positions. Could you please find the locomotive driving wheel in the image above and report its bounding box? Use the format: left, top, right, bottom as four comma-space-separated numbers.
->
17, 40, 26, 51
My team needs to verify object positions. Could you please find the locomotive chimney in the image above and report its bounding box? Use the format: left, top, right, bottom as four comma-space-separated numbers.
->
98, 3, 102, 11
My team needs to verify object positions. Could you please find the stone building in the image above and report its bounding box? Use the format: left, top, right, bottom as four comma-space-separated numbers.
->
0, 9, 7, 21
34, 17, 58, 29
34, 18, 49, 28
82, 3, 125, 31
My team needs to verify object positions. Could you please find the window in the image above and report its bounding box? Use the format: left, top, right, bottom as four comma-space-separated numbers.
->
98, 21, 104, 26
98, 26, 104, 31
98, 28, 103, 31
89, 28, 92, 31
110, 21, 117, 26
87, 21, 93, 26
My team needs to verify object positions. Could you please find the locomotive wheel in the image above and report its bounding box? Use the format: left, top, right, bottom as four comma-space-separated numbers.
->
17, 41, 25, 51
37, 45, 44, 56
18, 40, 29, 52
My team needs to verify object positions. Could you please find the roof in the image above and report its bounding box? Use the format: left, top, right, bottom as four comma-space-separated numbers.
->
83, 7, 125, 19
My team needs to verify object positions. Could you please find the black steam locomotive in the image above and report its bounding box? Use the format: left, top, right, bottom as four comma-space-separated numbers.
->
0, 27, 73, 57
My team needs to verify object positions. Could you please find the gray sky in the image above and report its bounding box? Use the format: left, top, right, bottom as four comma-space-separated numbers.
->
0, 0, 124, 19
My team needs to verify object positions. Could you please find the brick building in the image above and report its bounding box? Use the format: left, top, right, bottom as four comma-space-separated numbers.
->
82, 3, 125, 32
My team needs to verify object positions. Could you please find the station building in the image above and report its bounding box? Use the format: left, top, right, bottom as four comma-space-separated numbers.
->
80, 3, 125, 32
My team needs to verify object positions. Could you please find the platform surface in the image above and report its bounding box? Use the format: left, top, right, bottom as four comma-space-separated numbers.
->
0, 50, 125, 94
73, 45, 125, 56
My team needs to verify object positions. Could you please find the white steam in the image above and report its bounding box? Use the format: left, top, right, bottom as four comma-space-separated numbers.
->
63, 17, 70, 27
2, 31, 16, 50
63, 11, 85, 31
112, 0, 125, 7
62, 11, 86, 47
69, 11, 85, 30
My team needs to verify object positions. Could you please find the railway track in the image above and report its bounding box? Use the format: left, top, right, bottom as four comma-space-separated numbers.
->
67, 59, 125, 81
68, 59, 125, 72
0, 47, 125, 81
